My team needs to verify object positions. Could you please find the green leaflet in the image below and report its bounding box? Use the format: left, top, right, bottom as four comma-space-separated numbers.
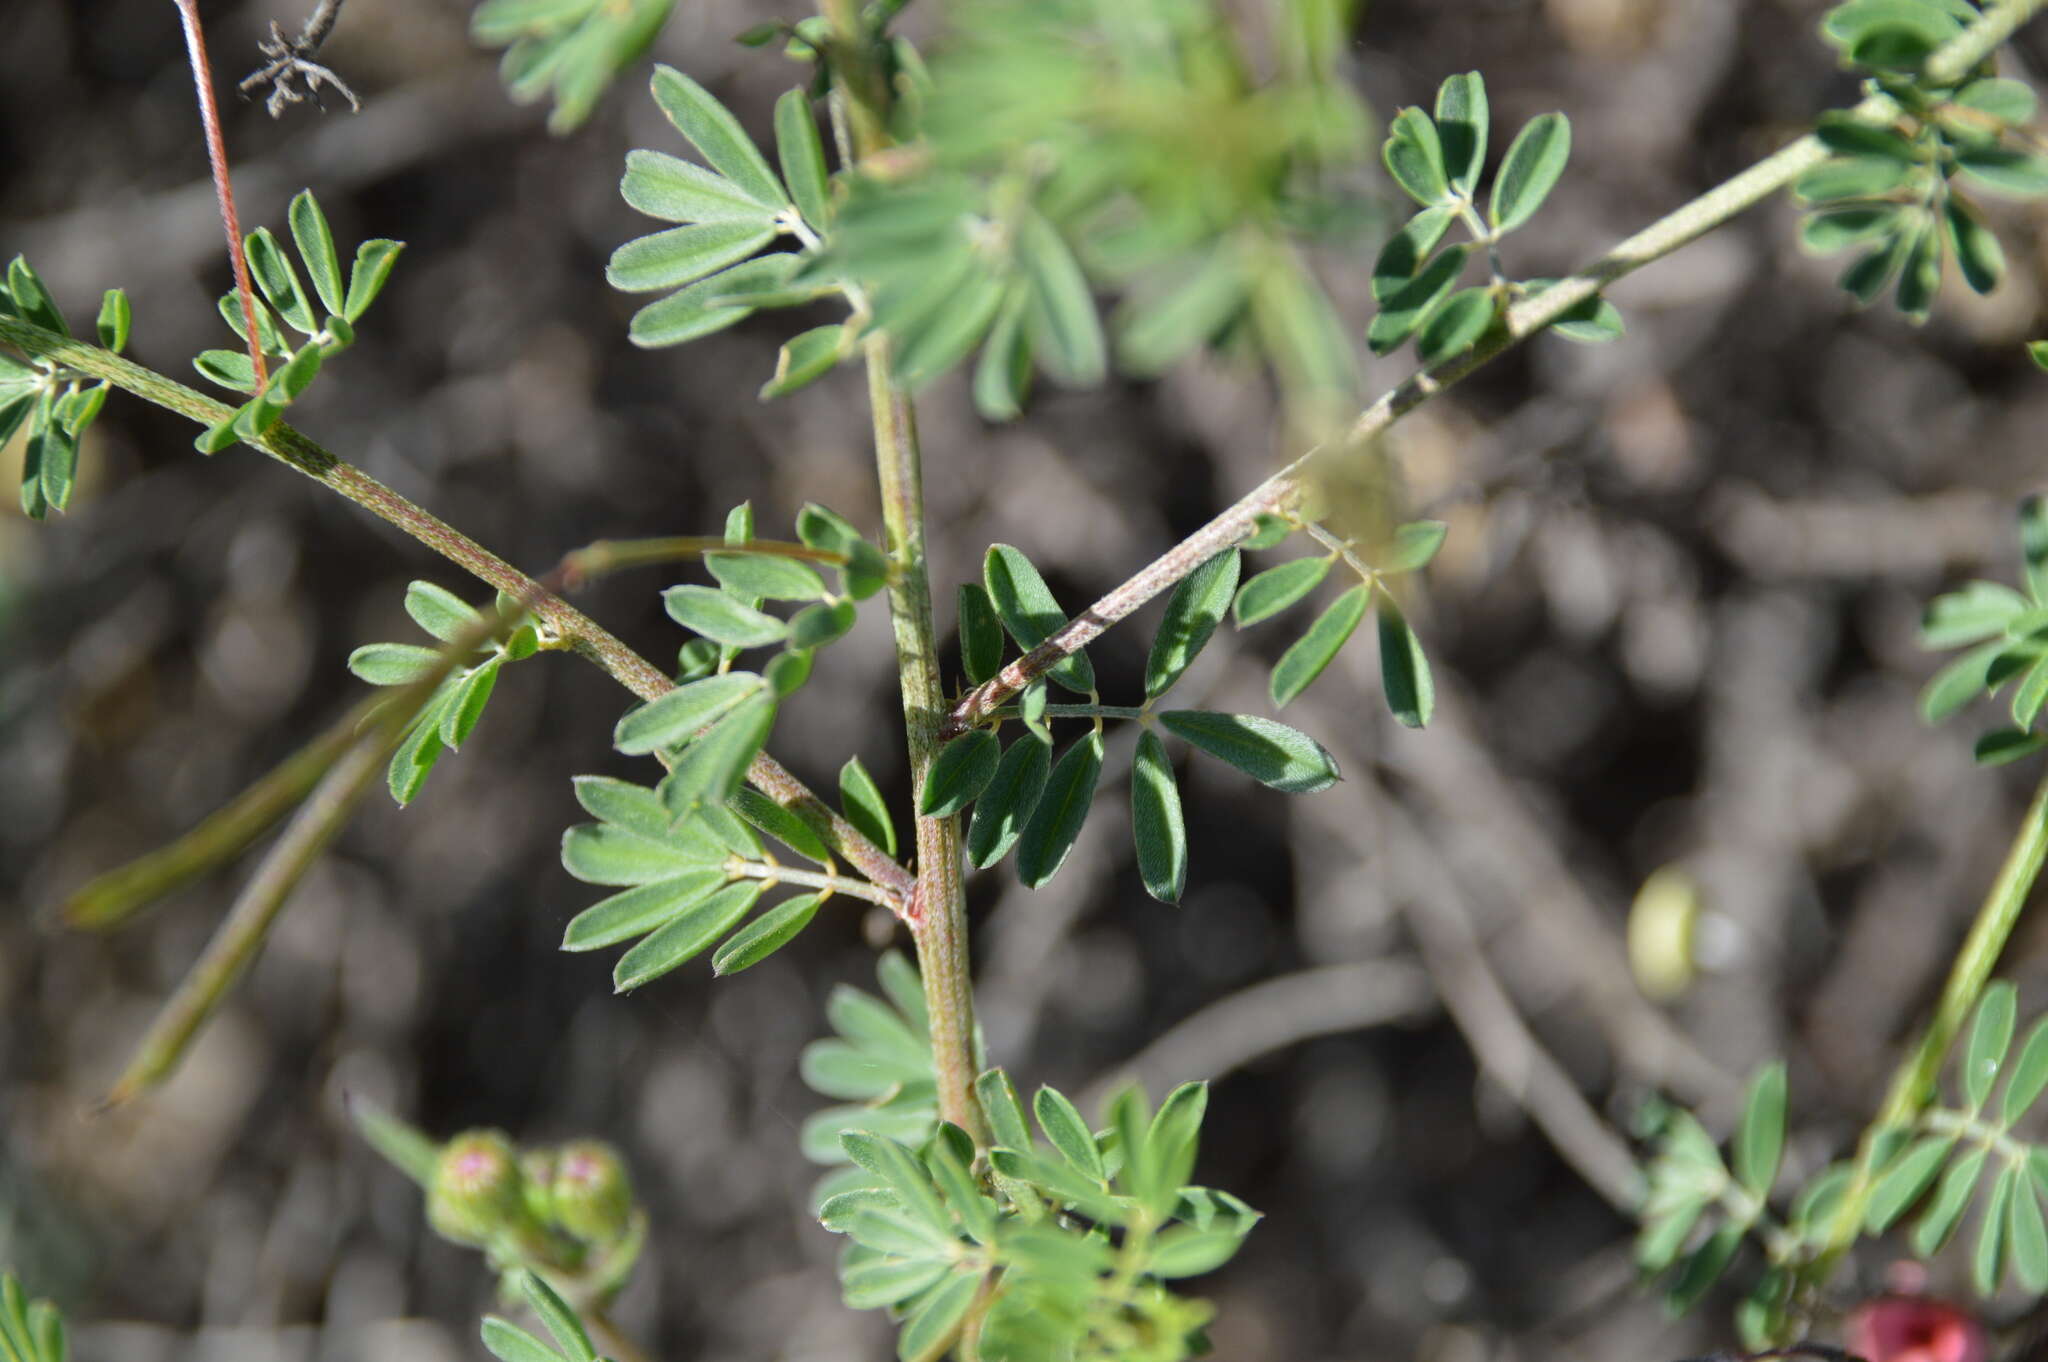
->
712, 892, 823, 974
1489, 112, 1571, 234
1269, 584, 1369, 707
984, 544, 1095, 694
613, 672, 765, 754
1146, 550, 1240, 698
1016, 733, 1104, 887
648, 65, 789, 209
1377, 596, 1436, 728
1157, 710, 1339, 794
967, 736, 1052, 868
921, 729, 1002, 817
612, 880, 766, 991
839, 756, 899, 858
561, 871, 727, 951
1130, 730, 1187, 903
1233, 556, 1331, 627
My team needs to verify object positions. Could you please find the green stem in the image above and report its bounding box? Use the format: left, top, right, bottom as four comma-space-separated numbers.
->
724, 859, 897, 906
1801, 762, 2048, 1300
57, 693, 376, 931
939, 0, 2048, 740
865, 340, 987, 1144
824, 0, 987, 1144
0, 314, 915, 911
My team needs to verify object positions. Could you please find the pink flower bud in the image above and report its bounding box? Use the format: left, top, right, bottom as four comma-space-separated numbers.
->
549, 1140, 634, 1245
1845, 1295, 1988, 1362
427, 1129, 527, 1248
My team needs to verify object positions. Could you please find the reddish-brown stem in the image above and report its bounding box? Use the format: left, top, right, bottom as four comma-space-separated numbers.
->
172, 0, 269, 390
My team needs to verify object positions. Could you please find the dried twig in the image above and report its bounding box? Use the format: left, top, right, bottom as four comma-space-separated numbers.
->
239, 0, 360, 118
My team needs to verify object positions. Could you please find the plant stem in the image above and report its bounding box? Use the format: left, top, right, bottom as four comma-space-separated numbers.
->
865, 343, 986, 1144
823, 0, 987, 1144
57, 693, 377, 932
724, 859, 897, 906
0, 315, 914, 911
105, 721, 393, 1105
940, 0, 2048, 739
170, 0, 268, 391
1800, 761, 2048, 1303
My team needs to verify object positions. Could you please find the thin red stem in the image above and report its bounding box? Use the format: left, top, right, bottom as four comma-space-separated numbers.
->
172, 0, 269, 390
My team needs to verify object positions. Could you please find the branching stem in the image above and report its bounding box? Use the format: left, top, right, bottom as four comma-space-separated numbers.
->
0, 314, 915, 911
940, 0, 2048, 740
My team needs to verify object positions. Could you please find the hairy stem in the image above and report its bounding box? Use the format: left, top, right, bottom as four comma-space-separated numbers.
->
0, 315, 914, 910
941, 0, 2048, 739
1800, 762, 2048, 1305
824, 0, 985, 1142
170, 0, 268, 390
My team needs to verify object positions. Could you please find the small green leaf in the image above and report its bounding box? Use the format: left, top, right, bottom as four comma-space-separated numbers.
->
1367, 242, 1468, 355
608, 221, 778, 292
1016, 211, 1105, 387
195, 348, 259, 394
921, 730, 1001, 818
614, 671, 766, 754
1966, 981, 2019, 1110
712, 892, 822, 974
1384, 106, 1450, 207
561, 822, 722, 886
348, 642, 440, 686
1146, 550, 1240, 699
1034, 1086, 1106, 1183
627, 253, 800, 347
648, 65, 789, 209
1233, 556, 1332, 627
518, 1270, 598, 1362
288, 191, 346, 317
1958, 148, 2048, 198
1489, 112, 1571, 233
1665, 1222, 1742, 1316
1867, 1136, 1957, 1232
1131, 730, 1187, 903
1435, 72, 1489, 198
481, 1319, 564, 1362
1148, 1226, 1248, 1278
733, 786, 830, 863
664, 584, 788, 648
1382, 521, 1449, 574
2010, 1174, 2048, 1294
6, 256, 67, 335
343, 240, 404, 322
440, 659, 499, 748
1552, 292, 1626, 344
774, 88, 832, 232
1416, 286, 1495, 365
562, 872, 726, 951
967, 736, 1052, 869
973, 284, 1033, 421
1914, 1145, 1990, 1256
658, 692, 776, 821
1376, 596, 1436, 728
1270, 584, 1369, 708
840, 1254, 949, 1310
621, 149, 781, 225
1158, 710, 1339, 794
841, 1131, 952, 1232
1370, 208, 1457, 303
1115, 248, 1250, 376
1945, 198, 2005, 296
1734, 1061, 1787, 1198
573, 773, 682, 840
706, 550, 829, 601
1895, 220, 1942, 322
984, 544, 1094, 694
1016, 733, 1104, 888
788, 599, 857, 649
2002, 1016, 2048, 1124
1244, 513, 1293, 551
1976, 728, 2048, 766
1977, 1162, 2019, 1295
1801, 207, 1901, 253
386, 708, 447, 806
404, 581, 483, 644
96, 288, 132, 353
976, 1068, 1032, 1151
761, 324, 847, 398
840, 756, 898, 858
612, 880, 766, 991
765, 647, 811, 696
958, 583, 1005, 686
895, 1270, 981, 1362
926, 1124, 998, 1246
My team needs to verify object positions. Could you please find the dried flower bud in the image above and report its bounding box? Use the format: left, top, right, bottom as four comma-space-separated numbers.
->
427, 1129, 527, 1247
549, 1140, 634, 1245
